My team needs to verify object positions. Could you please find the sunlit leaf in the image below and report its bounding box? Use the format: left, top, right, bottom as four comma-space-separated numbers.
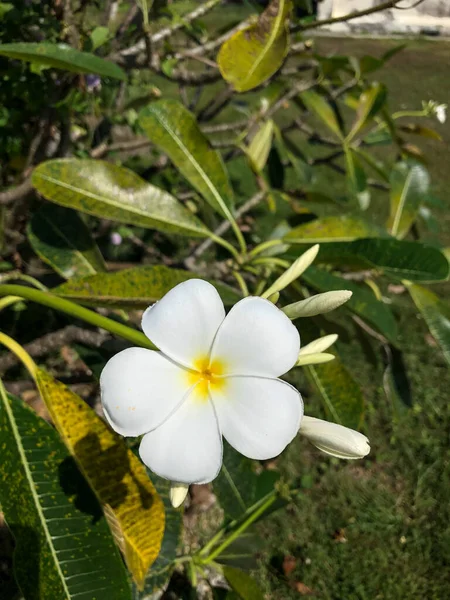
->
387, 162, 429, 238
407, 284, 450, 366
0, 385, 131, 600
28, 204, 106, 280
32, 159, 209, 238
284, 215, 386, 243
35, 369, 165, 589
345, 147, 370, 210
307, 358, 365, 429
139, 100, 234, 220
53, 264, 241, 308
347, 82, 387, 142
301, 266, 398, 343
246, 120, 274, 172
0, 42, 126, 80
300, 89, 343, 139
217, 0, 292, 92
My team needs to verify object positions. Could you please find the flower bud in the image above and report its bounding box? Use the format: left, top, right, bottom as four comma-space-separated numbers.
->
170, 483, 189, 508
262, 245, 319, 299
282, 290, 352, 319
267, 291, 280, 304
298, 334, 338, 356
295, 352, 335, 367
300, 416, 370, 459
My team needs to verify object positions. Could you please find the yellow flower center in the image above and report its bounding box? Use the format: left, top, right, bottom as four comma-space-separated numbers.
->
187, 355, 227, 401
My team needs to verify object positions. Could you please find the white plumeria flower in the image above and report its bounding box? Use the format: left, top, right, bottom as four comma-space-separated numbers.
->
435, 104, 447, 124
100, 280, 303, 485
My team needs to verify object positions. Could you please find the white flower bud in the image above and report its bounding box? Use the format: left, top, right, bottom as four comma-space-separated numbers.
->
295, 352, 335, 367
298, 334, 338, 356
300, 416, 370, 459
170, 483, 189, 508
282, 290, 352, 319
262, 245, 320, 299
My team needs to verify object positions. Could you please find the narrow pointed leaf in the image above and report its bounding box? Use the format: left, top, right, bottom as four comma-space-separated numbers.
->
53, 264, 241, 308
217, 0, 292, 92
284, 215, 386, 243
387, 162, 429, 238
347, 83, 387, 142
407, 284, 450, 366
35, 369, 165, 589
32, 159, 209, 238
247, 120, 274, 172
0, 43, 126, 80
301, 266, 398, 343
28, 204, 106, 280
345, 147, 370, 210
300, 89, 343, 139
307, 359, 365, 429
139, 100, 234, 220
0, 385, 131, 600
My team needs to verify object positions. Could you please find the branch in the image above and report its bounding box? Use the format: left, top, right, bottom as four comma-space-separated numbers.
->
0, 177, 34, 206
0, 326, 110, 374
293, 0, 401, 33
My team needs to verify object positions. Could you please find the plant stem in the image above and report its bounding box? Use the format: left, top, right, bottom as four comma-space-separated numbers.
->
232, 271, 249, 297
0, 285, 155, 350
251, 257, 289, 269
207, 231, 241, 261
248, 239, 285, 259
0, 331, 37, 378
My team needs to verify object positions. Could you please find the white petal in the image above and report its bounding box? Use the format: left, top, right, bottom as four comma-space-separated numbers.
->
299, 416, 370, 459
100, 348, 190, 437
210, 297, 300, 377
142, 279, 225, 369
211, 376, 302, 460
139, 389, 222, 484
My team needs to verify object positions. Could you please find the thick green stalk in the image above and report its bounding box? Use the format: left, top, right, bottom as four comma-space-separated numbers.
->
0, 285, 155, 350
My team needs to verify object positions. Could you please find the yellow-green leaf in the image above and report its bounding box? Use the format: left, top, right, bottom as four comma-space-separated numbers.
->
32, 159, 209, 238
0, 384, 131, 600
345, 147, 370, 210
35, 369, 165, 589
346, 82, 387, 142
407, 283, 450, 366
0, 42, 126, 80
387, 162, 429, 238
217, 0, 293, 92
28, 204, 106, 280
246, 119, 274, 172
300, 89, 343, 139
223, 565, 264, 600
139, 100, 234, 220
53, 264, 241, 308
284, 215, 385, 243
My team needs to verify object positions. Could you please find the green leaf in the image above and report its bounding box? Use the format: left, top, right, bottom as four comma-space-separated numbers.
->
214, 442, 259, 520
35, 369, 165, 589
90, 26, 111, 51
53, 264, 241, 308
139, 475, 183, 596
300, 89, 343, 139
284, 215, 386, 243
27, 204, 106, 280
306, 238, 450, 283
222, 566, 264, 600
217, 0, 293, 92
345, 147, 370, 210
407, 284, 450, 366
32, 159, 209, 238
399, 123, 442, 141
307, 358, 365, 429
387, 162, 430, 238
138, 100, 235, 220
346, 83, 387, 142
246, 120, 274, 172
301, 266, 398, 343
0, 2, 13, 18
0, 43, 126, 80
0, 385, 131, 600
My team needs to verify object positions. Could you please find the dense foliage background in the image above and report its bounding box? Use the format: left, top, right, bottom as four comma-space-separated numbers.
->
0, 1, 449, 599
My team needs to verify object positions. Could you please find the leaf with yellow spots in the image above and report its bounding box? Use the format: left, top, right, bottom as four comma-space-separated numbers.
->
35, 368, 165, 589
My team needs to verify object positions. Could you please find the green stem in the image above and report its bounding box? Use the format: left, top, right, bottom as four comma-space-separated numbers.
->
0, 331, 37, 378
229, 219, 247, 257
0, 285, 155, 350
248, 239, 284, 259
392, 110, 428, 120
232, 271, 249, 297
252, 257, 289, 269
203, 494, 277, 564
207, 231, 241, 262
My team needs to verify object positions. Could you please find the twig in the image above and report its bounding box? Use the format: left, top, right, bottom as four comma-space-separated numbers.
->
188, 191, 266, 261
0, 178, 34, 206
0, 326, 110, 374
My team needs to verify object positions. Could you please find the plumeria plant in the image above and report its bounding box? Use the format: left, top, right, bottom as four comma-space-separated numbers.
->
0, 1, 448, 599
